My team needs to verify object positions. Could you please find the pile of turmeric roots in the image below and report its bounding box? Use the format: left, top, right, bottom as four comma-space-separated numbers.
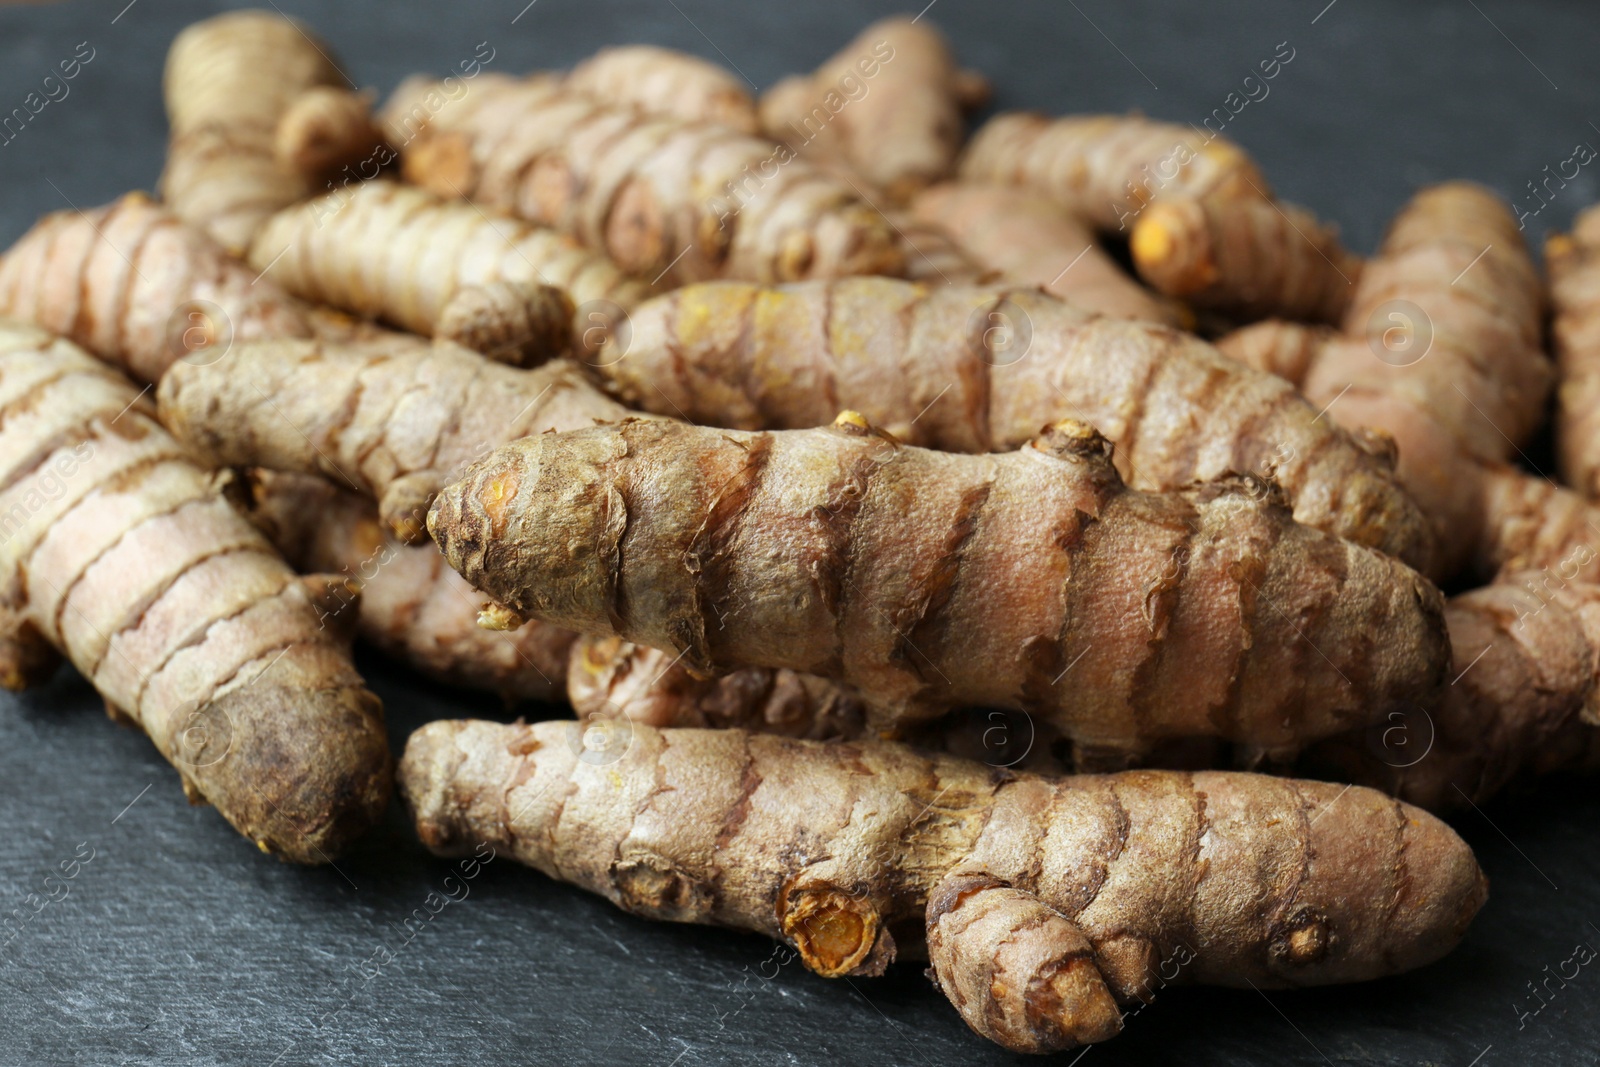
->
11, 8, 1600, 1054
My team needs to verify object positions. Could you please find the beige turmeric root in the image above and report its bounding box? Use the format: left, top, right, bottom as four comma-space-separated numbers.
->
400, 718, 1486, 1055
0, 192, 311, 383
959, 112, 1267, 233
157, 335, 628, 544
758, 17, 979, 201
566, 45, 758, 133
245, 470, 575, 703
576, 277, 1432, 570
1216, 183, 1550, 580
160, 10, 364, 253
383, 74, 903, 284
911, 183, 1182, 323
248, 181, 653, 360
0, 322, 389, 861
1131, 195, 1361, 324
1548, 204, 1600, 497
430, 415, 1448, 759
274, 86, 389, 187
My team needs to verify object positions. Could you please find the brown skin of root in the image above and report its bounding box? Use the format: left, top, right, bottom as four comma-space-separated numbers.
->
430, 416, 1449, 758
910, 183, 1182, 324
382, 74, 904, 285
160, 10, 348, 253
958, 112, 1268, 233
1131, 196, 1361, 324
568, 633, 867, 739
244, 470, 574, 703
576, 278, 1434, 572
0, 193, 312, 385
1548, 204, 1600, 498
758, 17, 970, 202
399, 719, 1487, 1055
0, 323, 390, 862
566, 45, 758, 133
435, 282, 573, 367
275, 87, 389, 187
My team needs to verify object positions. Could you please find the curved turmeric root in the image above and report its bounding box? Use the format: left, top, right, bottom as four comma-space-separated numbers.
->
1548, 204, 1600, 498
1131, 195, 1361, 324
0, 193, 312, 384
910, 183, 1181, 323
758, 17, 977, 201
430, 416, 1448, 758
248, 181, 653, 360
246, 470, 574, 703
157, 335, 628, 545
160, 10, 364, 253
400, 719, 1486, 1055
384, 74, 903, 285
566, 45, 757, 133
580, 278, 1433, 570
0, 323, 389, 861
959, 112, 1267, 232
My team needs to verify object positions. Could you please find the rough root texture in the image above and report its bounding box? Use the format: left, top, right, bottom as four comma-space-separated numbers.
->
577, 278, 1433, 570
566, 45, 758, 133
0, 322, 389, 861
429, 416, 1448, 758
398, 719, 1487, 1055
1549, 204, 1600, 499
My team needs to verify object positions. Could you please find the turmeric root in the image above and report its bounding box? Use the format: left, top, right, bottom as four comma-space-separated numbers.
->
400, 719, 1486, 1054
274, 86, 389, 188
429, 415, 1448, 759
157, 335, 628, 545
1216, 183, 1550, 580
568, 633, 866, 739
0, 322, 389, 861
959, 112, 1267, 233
159, 10, 363, 253
758, 17, 978, 201
0, 193, 311, 384
575, 277, 1433, 570
1131, 195, 1361, 324
566, 45, 758, 133
248, 181, 653, 359
383, 74, 903, 284
910, 183, 1182, 323
1548, 204, 1600, 498
244, 470, 574, 703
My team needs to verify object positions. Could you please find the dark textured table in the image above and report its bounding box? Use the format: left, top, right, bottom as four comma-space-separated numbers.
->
2, 1, 1599, 1064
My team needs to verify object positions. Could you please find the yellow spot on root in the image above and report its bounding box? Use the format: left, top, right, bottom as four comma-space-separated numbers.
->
1131, 215, 1176, 268
481, 470, 521, 537
478, 602, 525, 631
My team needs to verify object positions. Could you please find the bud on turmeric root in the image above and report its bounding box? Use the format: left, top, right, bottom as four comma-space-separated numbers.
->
400, 718, 1486, 1055
430, 416, 1448, 759
0, 322, 389, 861
157, 335, 628, 544
159, 10, 372, 253
758, 17, 981, 202
579, 277, 1433, 570
248, 181, 653, 360
384, 74, 903, 285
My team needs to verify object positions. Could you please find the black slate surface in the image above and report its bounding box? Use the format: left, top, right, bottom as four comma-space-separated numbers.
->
2, 1, 1599, 1064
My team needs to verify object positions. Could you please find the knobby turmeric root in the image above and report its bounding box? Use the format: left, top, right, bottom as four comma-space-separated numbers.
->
400, 719, 1486, 1055
758, 17, 981, 202
159, 10, 367, 253
959, 112, 1267, 233
566, 45, 758, 133
1548, 204, 1600, 498
157, 335, 627, 545
248, 181, 653, 361
911, 183, 1183, 323
384, 74, 904, 285
1216, 183, 1550, 581
578, 277, 1432, 570
246, 470, 574, 703
1131, 195, 1362, 324
0, 192, 312, 384
0, 323, 389, 861
430, 415, 1448, 759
